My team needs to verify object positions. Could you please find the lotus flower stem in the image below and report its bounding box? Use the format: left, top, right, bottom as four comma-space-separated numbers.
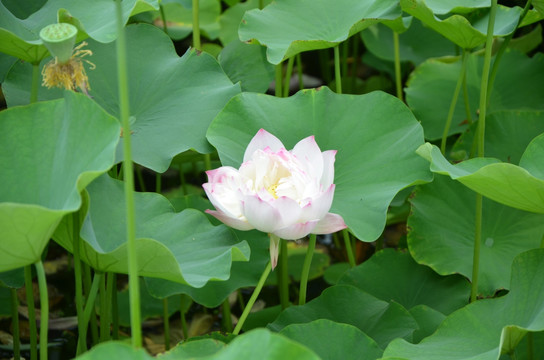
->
78, 272, 103, 351
82, 262, 99, 344
115, 0, 142, 345
222, 298, 233, 332
298, 234, 317, 305
163, 299, 170, 350
192, 0, 201, 50
233, 261, 272, 335
24, 266, 38, 360
471, 0, 498, 303
277, 241, 290, 309
35, 260, 48, 360
393, 31, 403, 101
342, 229, 356, 267
283, 56, 295, 97
10, 288, 20, 360
30, 63, 40, 104
440, 49, 468, 155
333, 45, 342, 94
135, 166, 146, 191
72, 212, 87, 354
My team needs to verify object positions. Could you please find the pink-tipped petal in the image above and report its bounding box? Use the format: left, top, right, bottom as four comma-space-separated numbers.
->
273, 220, 319, 240
269, 234, 281, 270
242, 195, 283, 233
300, 184, 335, 222
205, 209, 254, 231
243, 129, 285, 162
312, 212, 347, 234
320, 150, 337, 189
205, 166, 239, 183
291, 135, 323, 178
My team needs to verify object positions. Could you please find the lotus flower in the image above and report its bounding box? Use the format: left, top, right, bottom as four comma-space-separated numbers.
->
203, 129, 347, 269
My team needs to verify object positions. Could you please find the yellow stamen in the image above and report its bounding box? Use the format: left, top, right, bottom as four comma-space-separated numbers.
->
267, 183, 279, 199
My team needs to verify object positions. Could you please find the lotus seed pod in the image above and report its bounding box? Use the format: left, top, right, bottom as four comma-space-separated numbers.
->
39, 23, 78, 64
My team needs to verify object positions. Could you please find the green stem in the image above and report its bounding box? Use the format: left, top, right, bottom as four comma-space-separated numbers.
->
393, 31, 403, 101
441, 49, 468, 155
111, 273, 119, 340
222, 298, 233, 333
24, 266, 37, 360
163, 298, 170, 350
192, 0, 201, 50
298, 234, 316, 305
78, 272, 103, 351
11, 288, 20, 360
283, 56, 295, 97
99, 275, 108, 342
277, 240, 289, 309
487, 0, 532, 105
72, 212, 86, 354
115, 0, 141, 347
156, 172, 162, 193
333, 45, 342, 94
275, 64, 283, 97
135, 166, 146, 192
237, 290, 246, 312
296, 54, 303, 90
471, 0, 497, 303
342, 229, 356, 267
35, 261, 48, 360
233, 262, 272, 335
180, 296, 188, 340
30, 63, 40, 104
204, 154, 212, 171
259, 0, 263, 9
82, 263, 99, 345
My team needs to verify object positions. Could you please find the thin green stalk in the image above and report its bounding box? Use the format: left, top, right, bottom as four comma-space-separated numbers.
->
296, 54, 303, 90
82, 263, 99, 345
222, 298, 233, 333
283, 56, 295, 97
111, 273, 119, 340
99, 275, 108, 342
487, 0, 532, 104
192, 0, 201, 50
156, 172, 162, 193
298, 234, 316, 305
115, 0, 141, 347
393, 31, 403, 101
72, 212, 87, 355
30, 63, 40, 104
259, 0, 263, 9
277, 240, 289, 309
333, 45, 342, 94
471, 0, 497, 303
180, 296, 188, 340
233, 262, 272, 335
441, 50, 468, 155
237, 290, 246, 312
11, 288, 20, 360
275, 64, 283, 97
24, 266, 37, 360
342, 229, 356, 267
35, 261, 48, 360
78, 272, 103, 352
159, 2, 169, 35
135, 166, 146, 192
163, 299, 170, 350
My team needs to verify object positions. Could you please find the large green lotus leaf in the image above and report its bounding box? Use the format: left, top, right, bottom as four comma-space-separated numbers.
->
218, 0, 272, 46
218, 40, 275, 93
361, 20, 456, 66
238, 0, 401, 64
400, 0, 521, 49
382, 248, 544, 360
155, 0, 220, 41
207, 88, 432, 241
405, 51, 544, 140
451, 110, 544, 163
268, 284, 418, 349
145, 229, 269, 307
409, 305, 446, 344
53, 174, 250, 287
417, 139, 544, 213
0, 91, 120, 271
408, 175, 544, 296
86, 24, 240, 172
0, 0, 158, 62
280, 319, 383, 360
338, 249, 470, 315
